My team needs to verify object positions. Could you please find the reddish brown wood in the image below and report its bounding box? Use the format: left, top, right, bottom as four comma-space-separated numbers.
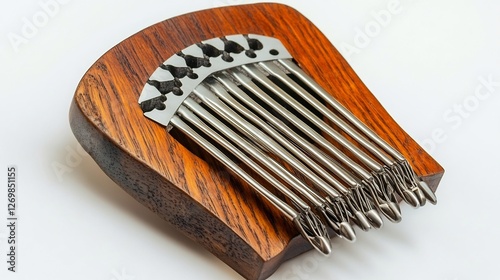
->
70, 3, 444, 279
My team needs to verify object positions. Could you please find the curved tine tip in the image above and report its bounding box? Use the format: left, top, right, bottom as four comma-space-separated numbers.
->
413, 187, 427, 207
320, 205, 356, 242
340, 222, 356, 243
366, 209, 383, 229
391, 198, 401, 212
312, 236, 332, 256
389, 202, 402, 223
353, 211, 371, 232
402, 189, 421, 209
294, 213, 332, 256
321, 212, 342, 237
379, 203, 402, 223
419, 181, 438, 205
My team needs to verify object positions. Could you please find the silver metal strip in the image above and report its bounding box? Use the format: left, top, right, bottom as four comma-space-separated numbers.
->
171, 114, 332, 255
180, 99, 357, 240
277, 59, 406, 162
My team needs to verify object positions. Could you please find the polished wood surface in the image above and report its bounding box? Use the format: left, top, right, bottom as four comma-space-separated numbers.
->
70, 3, 444, 279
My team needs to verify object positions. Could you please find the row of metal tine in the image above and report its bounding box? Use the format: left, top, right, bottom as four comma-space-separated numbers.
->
169, 58, 437, 255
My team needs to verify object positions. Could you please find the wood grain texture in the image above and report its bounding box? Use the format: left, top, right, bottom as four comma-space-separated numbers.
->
69, 3, 444, 280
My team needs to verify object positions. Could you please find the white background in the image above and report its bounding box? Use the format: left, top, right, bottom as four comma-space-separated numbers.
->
1, 0, 499, 279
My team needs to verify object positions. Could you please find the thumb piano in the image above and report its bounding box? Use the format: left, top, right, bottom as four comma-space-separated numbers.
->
70, 3, 444, 279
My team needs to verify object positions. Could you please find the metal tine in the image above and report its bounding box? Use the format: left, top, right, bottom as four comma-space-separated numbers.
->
400, 160, 436, 204
180, 97, 356, 241
242, 64, 382, 172
244, 62, 420, 213
253, 62, 421, 209
260, 61, 394, 165
258, 61, 423, 208
365, 172, 403, 223
210, 75, 383, 230
192, 84, 379, 230
227, 68, 402, 222
208, 80, 376, 231
211, 75, 356, 189
277, 59, 436, 205
177, 105, 313, 210
390, 160, 431, 206
252, 61, 421, 207
277, 59, 403, 161
223, 69, 369, 181
204, 81, 349, 191
191, 84, 343, 200
170, 114, 332, 255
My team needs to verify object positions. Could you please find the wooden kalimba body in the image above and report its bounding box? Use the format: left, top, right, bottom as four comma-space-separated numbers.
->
70, 3, 444, 279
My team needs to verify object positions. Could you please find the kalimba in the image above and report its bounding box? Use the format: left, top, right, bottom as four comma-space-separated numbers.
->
70, 3, 444, 279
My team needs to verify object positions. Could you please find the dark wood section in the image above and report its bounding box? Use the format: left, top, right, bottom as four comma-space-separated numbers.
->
70, 3, 444, 279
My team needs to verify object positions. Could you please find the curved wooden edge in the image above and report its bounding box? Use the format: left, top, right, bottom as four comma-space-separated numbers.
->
70, 3, 444, 280
70, 100, 270, 279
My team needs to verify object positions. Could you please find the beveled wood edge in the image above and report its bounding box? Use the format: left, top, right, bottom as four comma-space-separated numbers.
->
69, 99, 272, 279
